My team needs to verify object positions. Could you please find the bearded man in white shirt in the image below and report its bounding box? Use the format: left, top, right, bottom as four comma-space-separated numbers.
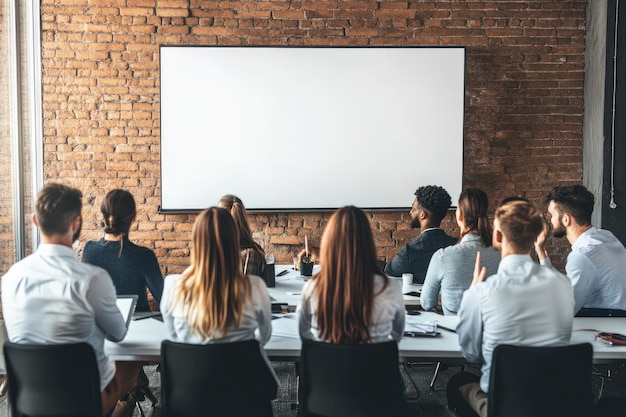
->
447, 200, 574, 417
1, 183, 142, 417
534, 184, 626, 316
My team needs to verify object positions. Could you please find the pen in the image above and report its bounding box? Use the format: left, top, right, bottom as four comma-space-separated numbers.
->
437, 325, 457, 333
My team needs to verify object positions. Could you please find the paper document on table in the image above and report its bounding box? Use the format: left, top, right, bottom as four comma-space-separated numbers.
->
271, 313, 300, 338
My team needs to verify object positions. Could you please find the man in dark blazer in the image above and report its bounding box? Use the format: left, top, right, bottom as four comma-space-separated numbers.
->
385, 185, 457, 284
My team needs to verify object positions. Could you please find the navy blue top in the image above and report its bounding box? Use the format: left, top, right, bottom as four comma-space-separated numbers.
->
82, 237, 164, 312
384, 228, 457, 284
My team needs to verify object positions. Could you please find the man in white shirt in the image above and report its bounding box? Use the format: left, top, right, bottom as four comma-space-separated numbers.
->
447, 200, 574, 417
1, 183, 142, 417
534, 185, 626, 315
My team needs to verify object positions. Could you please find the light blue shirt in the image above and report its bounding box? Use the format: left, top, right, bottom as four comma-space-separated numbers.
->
541, 227, 626, 313
421, 234, 501, 315
1, 244, 127, 391
457, 254, 574, 393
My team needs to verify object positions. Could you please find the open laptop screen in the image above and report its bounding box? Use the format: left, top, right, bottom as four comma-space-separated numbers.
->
116, 295, 138, 329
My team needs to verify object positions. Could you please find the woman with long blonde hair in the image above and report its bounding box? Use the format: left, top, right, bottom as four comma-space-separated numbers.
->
161, 206, 272, 344
297, 206, 405, 344
218, 194, 266, 276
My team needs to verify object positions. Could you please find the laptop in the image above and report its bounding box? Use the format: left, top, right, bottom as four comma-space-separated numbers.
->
116, 295, 138, 329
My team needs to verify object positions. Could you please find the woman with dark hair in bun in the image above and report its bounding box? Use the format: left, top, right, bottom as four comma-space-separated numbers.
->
82, 189, 163, 312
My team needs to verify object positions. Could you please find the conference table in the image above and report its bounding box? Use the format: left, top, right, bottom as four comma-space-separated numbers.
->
266, 265, 422, 308
106, 266, 626, 364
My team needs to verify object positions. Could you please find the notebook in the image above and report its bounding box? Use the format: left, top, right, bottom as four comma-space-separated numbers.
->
116, 295, 138, 329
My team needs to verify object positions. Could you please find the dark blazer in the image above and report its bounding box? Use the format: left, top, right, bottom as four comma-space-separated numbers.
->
384, 228, 457, 284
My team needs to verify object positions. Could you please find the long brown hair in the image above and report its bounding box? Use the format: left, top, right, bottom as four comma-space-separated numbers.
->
169, 207, 251, 338
309, 206, 386, 344
217, 194, 265, 257
457, 188, 493, 247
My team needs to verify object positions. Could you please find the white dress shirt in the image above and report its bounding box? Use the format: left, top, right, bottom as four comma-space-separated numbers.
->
1, 244, 127, 391
297, 274, 406, 343
541, 227, 626, 313
457, 254, 574, 393
160, 274, 272, 345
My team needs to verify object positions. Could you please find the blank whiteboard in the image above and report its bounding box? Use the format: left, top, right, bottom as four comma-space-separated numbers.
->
160, 46, 465, 212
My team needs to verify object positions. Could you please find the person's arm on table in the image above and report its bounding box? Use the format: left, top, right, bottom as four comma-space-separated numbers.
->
566, 252, 597, 315
456, 254, 486, 362
297, 281, 314, 340
391, 278, 406, 341
420, 250, 443, 311
143, 250, 164, 305
253, 277, 272, 345
88, 271, 126, 342
160, 275, 178, 340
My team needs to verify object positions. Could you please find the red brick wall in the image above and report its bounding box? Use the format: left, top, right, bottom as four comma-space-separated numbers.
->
37, 0, 585, 275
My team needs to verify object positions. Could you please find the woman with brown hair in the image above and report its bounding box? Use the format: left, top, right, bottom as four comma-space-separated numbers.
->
217, 194, 266, 277
297, 205, 405, 344
160, 207, 276, 415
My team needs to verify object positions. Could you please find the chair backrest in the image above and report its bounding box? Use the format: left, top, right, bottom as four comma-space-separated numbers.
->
488, 343, 593, 417
160, 339, 277, 417
299, 339, 409, 417
3, 341, 102, 417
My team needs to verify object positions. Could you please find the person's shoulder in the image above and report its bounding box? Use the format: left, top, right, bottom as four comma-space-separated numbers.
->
82, 239, 103, 255
123, 240, 156, 255
247, 273, 266, 288
163, 274, 182, 290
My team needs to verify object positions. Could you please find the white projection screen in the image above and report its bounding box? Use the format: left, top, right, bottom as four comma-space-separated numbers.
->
160, 46, 465, 212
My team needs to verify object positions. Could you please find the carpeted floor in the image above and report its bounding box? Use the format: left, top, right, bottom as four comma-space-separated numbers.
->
131, 361, 626, 417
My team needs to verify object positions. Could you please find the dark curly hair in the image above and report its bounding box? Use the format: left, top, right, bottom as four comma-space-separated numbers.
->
414, 185, 452, 224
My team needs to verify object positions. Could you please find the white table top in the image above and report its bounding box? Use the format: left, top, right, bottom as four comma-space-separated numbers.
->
268, 265, 421, 307
105, 311, 626, 364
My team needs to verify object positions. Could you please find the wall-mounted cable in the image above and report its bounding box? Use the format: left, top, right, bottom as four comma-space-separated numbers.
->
609, 0, 620, 209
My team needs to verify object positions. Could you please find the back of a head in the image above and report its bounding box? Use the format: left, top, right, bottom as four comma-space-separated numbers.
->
496, 200, 544, 252
316, 205, 382, 344
35, 183, 82, 236
458, 188, 493, 246
190, 207, 241, 277
217, 194, 262, 253
546, 185, 594, 226
100, 189, 136, 236
414, 185, 452, 224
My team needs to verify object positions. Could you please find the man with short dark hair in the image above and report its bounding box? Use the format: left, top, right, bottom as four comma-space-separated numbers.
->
1, 183, 142, 416
534, 185, 626, 315
447, 200, 574, 417
384, 185, 457, 284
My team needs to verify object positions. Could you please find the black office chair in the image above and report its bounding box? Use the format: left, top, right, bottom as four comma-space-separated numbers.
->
487, 343, 594, 417
298, 339, 410, 417
3, 341, 102, 417
160, 339, 277, 417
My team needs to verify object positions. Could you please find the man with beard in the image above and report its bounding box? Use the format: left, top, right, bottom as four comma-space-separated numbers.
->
447, 200, 574, 417
1, 183, 143, 416
384, 185, 457, 284
534, 185, 626, 315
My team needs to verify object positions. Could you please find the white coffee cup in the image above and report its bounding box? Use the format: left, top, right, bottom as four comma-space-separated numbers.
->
402, 273, 414, 286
